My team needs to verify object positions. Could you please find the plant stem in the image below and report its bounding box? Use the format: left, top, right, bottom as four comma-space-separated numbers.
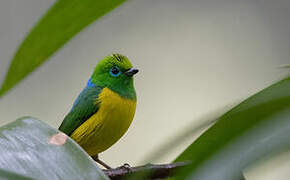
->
103, 161, 190, 180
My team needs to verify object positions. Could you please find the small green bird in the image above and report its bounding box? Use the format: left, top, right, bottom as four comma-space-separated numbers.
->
58, 54, 138, 169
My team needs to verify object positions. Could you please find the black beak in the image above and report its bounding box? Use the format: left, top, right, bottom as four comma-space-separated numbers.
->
125, 68, 139, 76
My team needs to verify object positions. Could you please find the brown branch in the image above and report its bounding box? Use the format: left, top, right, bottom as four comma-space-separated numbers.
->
103, 161, 191, 180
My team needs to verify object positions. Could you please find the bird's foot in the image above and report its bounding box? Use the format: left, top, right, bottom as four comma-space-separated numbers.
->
119, 163, 132, 173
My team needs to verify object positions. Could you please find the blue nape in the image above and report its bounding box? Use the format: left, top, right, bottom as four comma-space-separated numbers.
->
70, 78, 97, 110
86, 78, 96, 88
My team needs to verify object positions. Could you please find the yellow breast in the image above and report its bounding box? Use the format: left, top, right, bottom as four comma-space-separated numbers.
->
70, 87, 136, 156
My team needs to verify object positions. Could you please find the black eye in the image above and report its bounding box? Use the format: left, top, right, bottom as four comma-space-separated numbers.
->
110, 67, 121, 77
111, 67, 119, 74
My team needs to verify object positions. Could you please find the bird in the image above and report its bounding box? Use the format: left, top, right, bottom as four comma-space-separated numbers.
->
58, 54, 138, 169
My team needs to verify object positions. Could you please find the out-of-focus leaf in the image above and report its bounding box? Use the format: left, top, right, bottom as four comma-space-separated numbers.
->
174, 76, 290, 180
0, 0, 126, 97
0, 117, 108, 180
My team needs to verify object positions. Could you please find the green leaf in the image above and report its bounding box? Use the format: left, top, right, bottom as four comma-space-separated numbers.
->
0, 117, 108, 180
174, 76, 290, 180
0, 0, 126, 97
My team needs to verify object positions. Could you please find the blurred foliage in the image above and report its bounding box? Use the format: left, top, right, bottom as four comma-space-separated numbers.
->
0, 0, 126, 97
0, 117, 107, 180
174, 76, 290, 180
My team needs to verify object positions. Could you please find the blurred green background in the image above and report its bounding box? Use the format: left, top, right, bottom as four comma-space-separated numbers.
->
0, 0, 289, 179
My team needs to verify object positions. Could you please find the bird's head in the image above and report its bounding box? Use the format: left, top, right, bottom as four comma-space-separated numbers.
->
90, 54, 138, 99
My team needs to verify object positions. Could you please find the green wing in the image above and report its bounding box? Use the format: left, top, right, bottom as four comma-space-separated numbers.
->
59, 84, 103, 136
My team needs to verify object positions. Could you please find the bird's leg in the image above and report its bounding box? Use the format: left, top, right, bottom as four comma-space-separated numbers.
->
92, 155, 112, 169
119, 163, 132, 172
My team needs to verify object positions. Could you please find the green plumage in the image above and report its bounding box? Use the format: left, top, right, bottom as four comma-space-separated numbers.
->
59, 85, 103, 135
59, 54, 137, 137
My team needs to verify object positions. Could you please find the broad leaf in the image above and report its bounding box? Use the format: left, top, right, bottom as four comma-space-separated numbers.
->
0, 117, 108, 180
174, 76, 290, 180
0, 0, 126, 97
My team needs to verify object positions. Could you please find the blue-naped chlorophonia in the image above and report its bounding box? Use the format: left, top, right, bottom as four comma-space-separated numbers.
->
59, 54, 138, 169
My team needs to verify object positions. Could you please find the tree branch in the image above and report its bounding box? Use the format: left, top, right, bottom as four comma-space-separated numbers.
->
103, 161, 190, 180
